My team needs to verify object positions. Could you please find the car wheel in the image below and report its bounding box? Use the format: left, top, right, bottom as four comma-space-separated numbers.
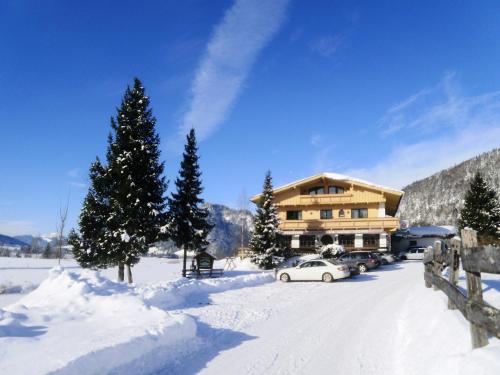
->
280, 273, 290, 282
322, 273, 334, 283
400, 256, 407, 260
381, 259, 388, 265
358, 264, 368, 273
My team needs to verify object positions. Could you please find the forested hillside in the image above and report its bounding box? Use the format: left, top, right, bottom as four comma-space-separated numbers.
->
398, 148, 500, 226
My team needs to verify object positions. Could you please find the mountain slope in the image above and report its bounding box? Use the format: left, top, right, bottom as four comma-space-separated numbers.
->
0, 234, 29, 247
398, 148, 500, 226
152, 203, 254, 258
205, 203, 253, 257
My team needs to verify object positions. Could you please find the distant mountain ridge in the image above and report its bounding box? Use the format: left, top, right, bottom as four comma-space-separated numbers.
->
2, 204, 252, 258
0, 234, 29, 247
398, 148, 500, 226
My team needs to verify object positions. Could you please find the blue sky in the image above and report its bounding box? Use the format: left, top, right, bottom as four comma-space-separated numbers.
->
1, 0, 500, 236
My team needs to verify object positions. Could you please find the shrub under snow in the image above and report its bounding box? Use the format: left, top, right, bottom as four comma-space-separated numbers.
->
318, 244, 345, 258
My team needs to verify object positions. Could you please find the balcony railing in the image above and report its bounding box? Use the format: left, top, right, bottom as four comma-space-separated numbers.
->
275, 192, 384, 206
279, 217, 400, 232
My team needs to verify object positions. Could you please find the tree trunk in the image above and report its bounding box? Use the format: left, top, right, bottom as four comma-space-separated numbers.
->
182, 245, 187, 277
118, 262, 125, 282
126, 264, 133, 284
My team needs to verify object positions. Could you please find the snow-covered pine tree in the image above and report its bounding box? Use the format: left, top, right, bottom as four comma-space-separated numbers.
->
104, 78, 168, 282
458, 172, 500, 242
69, 158, 111, 269
167, 129, 213, 277
249, 171, 280, 269
70, 78, 168, 283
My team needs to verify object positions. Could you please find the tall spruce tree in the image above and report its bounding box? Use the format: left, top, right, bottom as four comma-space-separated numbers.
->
167, 129, 213, 277
459, 172, 500, 239
69, 158, 110, 269
70, 78, 168, 282
249, 171, 280, 269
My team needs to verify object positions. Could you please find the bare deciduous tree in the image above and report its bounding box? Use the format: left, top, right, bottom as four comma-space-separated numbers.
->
238, 189, 249, 252
56, 196, 70, 265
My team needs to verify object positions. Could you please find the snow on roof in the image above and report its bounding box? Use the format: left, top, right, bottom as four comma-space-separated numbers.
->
396, 226, 457, 238
268, 172, 404, 196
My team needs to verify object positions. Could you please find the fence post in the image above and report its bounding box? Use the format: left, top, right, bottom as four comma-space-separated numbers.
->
432, 241, 442, 291
461, 228, 488, 349
424, 264, 432, 288
424, 246, 433, 288
447, 237, 461, 310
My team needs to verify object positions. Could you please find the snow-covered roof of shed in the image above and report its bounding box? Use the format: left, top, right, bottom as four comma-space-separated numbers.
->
396, 226, 457, 238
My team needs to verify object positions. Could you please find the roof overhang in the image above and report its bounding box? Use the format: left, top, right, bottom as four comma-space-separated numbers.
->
251, 173, 404, 215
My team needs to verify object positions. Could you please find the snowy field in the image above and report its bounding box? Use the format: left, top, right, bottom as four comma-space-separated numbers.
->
1, 256, 499, 375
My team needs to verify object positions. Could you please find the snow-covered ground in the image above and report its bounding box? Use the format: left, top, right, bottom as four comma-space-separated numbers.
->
1, 256, 499, 374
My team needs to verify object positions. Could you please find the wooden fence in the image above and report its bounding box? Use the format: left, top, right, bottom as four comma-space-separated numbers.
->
423, 228, 500, 349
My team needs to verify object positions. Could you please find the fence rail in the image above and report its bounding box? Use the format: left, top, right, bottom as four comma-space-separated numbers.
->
423, 228, 500, 349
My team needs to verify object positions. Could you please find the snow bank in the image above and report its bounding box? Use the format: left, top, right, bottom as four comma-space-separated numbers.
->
234, 257, 261, 271
395, 274, 500, 375
0, 281, 36, 295
0, 267, 197, 375
0, 264, 274, 374
138, 271, 275, 310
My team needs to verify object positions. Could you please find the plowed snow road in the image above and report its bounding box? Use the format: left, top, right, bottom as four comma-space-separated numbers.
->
159, 262, 499, 375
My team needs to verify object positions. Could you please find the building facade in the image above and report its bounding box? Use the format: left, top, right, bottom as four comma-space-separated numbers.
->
251, 173, 404, 253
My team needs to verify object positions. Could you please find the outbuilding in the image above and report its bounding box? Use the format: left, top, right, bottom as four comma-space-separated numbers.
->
391, 225, 456, 253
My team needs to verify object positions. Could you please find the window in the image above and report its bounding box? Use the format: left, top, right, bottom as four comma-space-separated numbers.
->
311, 261, 326, 267
351, 208, 368, 218
299, 235, 316, 248
320, 235, 333, 245
308, 186, 325, 195
300, 262, 312, 268
320, 209, 333, 219
339, 209, 345, 218
339, 235, 354, 246
276, 234, 292, 249
286, 210, 302, 220
328, 186, 345, 194
363, 234, 378, 247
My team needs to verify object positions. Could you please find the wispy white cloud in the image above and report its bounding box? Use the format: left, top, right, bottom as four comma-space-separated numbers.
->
0, 220, 37, 236
378, 72, 500, 137
309, 34, 344, 58
310, 134, 322, 147
312, 146, 334, 173
67, 168, 80, 179
179, 0, 290, 142
346, 73, 500, 188
67, 168, 87, 189
69, 181, 87, 189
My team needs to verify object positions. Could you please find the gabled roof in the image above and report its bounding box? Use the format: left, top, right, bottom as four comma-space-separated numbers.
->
251, 172, 404, 202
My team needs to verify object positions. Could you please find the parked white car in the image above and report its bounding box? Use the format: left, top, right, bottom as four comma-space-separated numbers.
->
277, 259, 350, 282
379, 252, 396, 264
399, 246, 427, 260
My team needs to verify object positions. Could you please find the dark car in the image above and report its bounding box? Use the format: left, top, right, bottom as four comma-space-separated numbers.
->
336, 251, 379, 273
329, 258, 360, 277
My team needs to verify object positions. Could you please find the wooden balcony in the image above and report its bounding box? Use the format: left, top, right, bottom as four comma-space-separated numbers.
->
279, 217, 400, 232
275, 192, 384, 206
